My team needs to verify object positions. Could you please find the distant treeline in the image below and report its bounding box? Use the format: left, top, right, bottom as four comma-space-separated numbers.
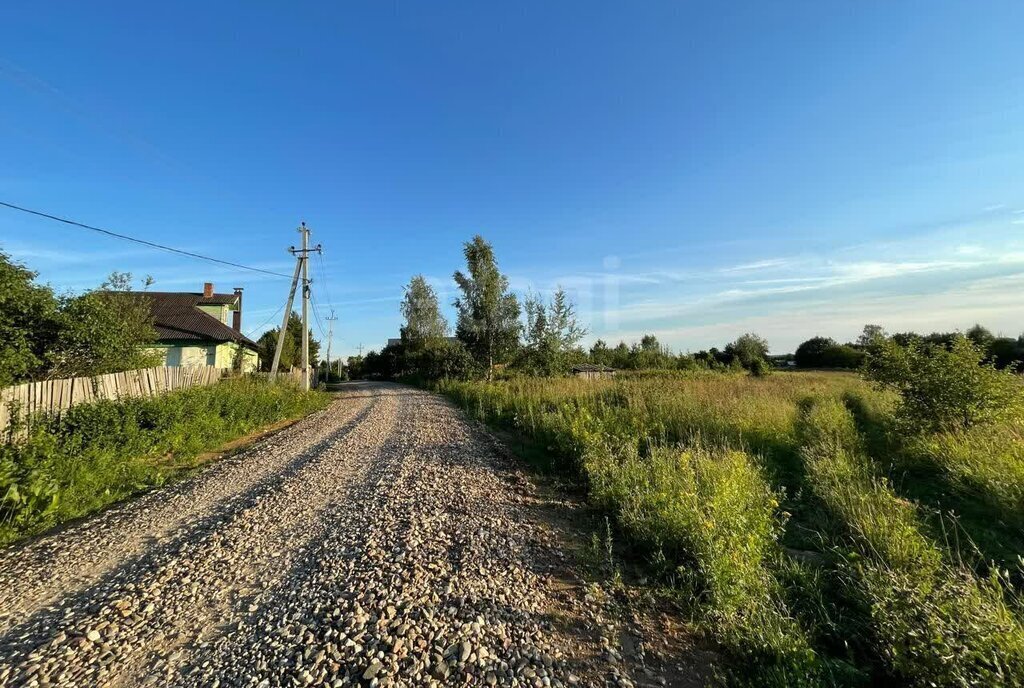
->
342, 235, 1022, 383
790, 324, 1024, 370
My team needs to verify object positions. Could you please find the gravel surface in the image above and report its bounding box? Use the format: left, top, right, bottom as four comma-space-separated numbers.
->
0, 383, 701, 687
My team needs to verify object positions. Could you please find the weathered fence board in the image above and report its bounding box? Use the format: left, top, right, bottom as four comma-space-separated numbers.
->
0, 365, 226, 436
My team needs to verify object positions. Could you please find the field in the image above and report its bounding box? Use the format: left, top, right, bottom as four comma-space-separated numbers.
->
440, 371, 1024, 686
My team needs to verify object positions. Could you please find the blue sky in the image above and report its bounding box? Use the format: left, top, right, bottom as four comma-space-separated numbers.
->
1, 2, 1023, 357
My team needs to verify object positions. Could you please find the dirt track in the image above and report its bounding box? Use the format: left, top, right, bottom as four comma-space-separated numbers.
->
0, 383, 703, 687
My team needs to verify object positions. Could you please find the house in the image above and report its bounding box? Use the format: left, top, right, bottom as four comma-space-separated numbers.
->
135, 283, 260, 372
571, 363, 616, 379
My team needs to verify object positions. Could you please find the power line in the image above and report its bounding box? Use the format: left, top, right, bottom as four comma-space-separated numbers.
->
244, 299, 288, 339
309, 290, 330, 340
0, 200, 293, 279
315, 250, 334, 310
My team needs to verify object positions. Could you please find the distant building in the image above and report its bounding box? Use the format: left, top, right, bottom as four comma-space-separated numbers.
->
571, 363, 616, 379
132, 283, 260, 372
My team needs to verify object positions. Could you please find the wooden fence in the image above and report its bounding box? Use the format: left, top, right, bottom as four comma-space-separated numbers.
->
0, 365, 224, 435
251, 368, 320, 387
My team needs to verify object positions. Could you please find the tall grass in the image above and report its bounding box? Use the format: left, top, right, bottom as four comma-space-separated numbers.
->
440, 371, 1024, 686
0, 377, 330, 545
798, 398, 1024, 686
907, 424, 1024, 527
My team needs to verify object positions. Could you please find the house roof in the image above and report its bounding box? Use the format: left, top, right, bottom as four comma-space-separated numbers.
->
571, 363, 615, 373
130, 291, 259, 350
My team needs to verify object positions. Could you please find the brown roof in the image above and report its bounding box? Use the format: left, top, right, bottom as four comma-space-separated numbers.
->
571, 363, 615, 373
131, 292, 259, 350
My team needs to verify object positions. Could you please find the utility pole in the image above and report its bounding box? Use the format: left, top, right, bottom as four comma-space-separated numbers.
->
325, 310, 338, 379
271, 222, 321, 390
357, 343, 364, 357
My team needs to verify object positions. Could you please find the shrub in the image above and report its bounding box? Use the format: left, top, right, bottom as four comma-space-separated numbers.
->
749, 357, 774, 377
864, 335, 1024, 432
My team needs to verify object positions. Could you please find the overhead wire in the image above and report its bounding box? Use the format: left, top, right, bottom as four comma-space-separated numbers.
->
315, 250, 335, 312
308, 284, 330, 339
0, 200, 294, 279
244, 299, 287, 339
1, 199, 341, 347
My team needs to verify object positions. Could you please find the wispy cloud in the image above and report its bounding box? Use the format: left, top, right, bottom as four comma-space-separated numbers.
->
720, 257, 794, 273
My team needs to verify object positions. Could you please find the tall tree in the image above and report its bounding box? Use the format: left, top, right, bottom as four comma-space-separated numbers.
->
400, 275, 447, 343
521, 287, 586, 375
0, 250, 59, 386
858, 324, 887, 348
257, 312, 320, 371
453, 235, 521, 376
548, 287, 586, 351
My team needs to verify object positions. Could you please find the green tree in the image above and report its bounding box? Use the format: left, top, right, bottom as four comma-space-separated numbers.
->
988, 336, 1024, 369
589, 339, 611, 366
46, 272, 161, 378
865, 335, 1024, 432
858, 324, 888, 348
640, 334, 660, 352
453, 235, 521, 376
257, 312, 320, 371
725, 333, 770, 370
520, 287, 586, 375
795, 336, 837, 368
966, 324, 995, 352
610, 341, 631, 369
548, 288, 585, 352
0, 251, 59, 386
400, 275, 448, 343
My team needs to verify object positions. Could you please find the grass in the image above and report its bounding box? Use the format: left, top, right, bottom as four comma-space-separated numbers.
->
798, 398, 1024, 686
439, 370, 1024, 686
0, 377, 331, 545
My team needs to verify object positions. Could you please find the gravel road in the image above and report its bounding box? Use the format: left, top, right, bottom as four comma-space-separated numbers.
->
0, 383, 701, 688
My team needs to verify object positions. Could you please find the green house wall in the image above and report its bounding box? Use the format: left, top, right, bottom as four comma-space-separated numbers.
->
148, 341, 259, 372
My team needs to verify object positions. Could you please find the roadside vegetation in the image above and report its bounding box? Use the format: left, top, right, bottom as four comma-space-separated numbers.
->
1, 250, 161, 387
438, 344, 1024, 686
0, 377, 330, 545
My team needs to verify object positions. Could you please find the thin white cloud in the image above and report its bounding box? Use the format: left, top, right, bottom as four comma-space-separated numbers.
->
602, 272, 1024, 354
720, 257, 793, 273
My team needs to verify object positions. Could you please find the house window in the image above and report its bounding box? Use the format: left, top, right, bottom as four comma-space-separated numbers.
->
166, 347, 182, 366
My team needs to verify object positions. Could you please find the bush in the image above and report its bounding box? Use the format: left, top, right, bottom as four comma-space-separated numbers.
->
749, 357, 774, 377
359, 338, 477, 383
865, 335, 1024, 432
795, 337, 865, 369
0, 378, 330, 545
